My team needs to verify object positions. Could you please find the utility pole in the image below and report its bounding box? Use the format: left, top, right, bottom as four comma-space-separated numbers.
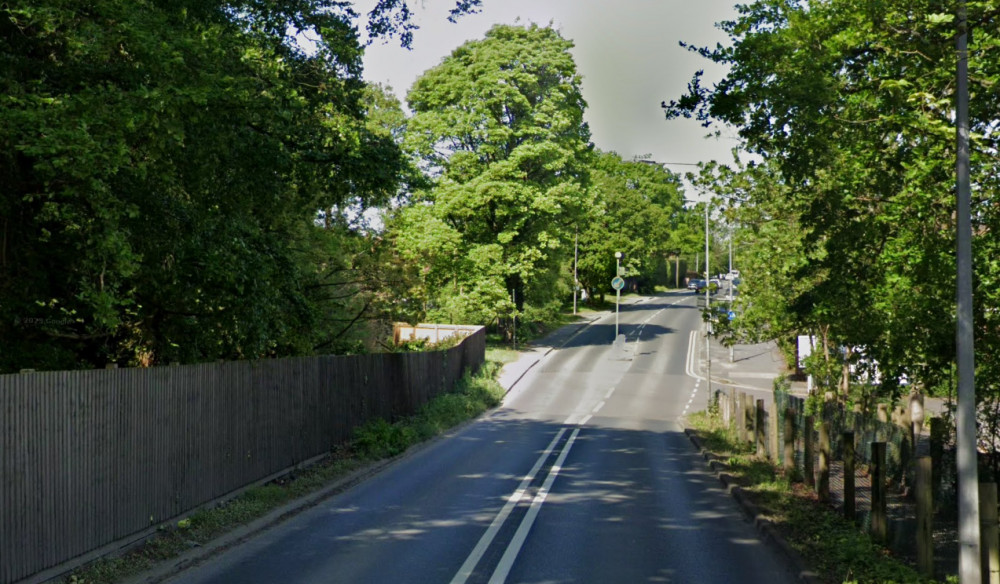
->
705, 202, 712, 408
955, 3, 981, 581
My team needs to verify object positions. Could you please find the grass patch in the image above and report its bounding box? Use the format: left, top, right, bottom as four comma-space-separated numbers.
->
352, 361, 504, 460
686, 411, 938, 584
485, 347, 520, 365
64, 360, 505, 584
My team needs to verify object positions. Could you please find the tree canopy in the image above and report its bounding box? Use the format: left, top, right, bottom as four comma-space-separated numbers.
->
391, 24, 593, 333
665, 0, 1000, 408
0, 1, 443, 370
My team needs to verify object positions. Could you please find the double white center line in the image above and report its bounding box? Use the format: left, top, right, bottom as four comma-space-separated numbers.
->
449, 427, 580, 584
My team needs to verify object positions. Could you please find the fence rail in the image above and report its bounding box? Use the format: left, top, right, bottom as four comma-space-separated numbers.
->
1, 328, 484, 584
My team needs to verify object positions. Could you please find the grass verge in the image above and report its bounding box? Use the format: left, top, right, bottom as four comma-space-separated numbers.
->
686, 410, 947, 584
64, 360, 506, 584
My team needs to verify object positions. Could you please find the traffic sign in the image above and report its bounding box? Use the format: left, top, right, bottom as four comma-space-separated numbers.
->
728, 311, 736, 320
611, 276, 625, 291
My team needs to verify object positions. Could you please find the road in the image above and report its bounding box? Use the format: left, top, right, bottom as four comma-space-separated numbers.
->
164, 291, 797, 584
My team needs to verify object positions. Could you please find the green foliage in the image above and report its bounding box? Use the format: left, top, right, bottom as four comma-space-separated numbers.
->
390, 24, 592, 337
575, 151, 685, 297
664, 0, 1000, 427
688, 411, 931, 584
0, 1, 421, 371
352, 360, 504, 459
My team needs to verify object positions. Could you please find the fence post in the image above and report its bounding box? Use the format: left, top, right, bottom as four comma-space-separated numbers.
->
726, 387, 736, 427
930, 417, 946, 503
736, 392, 743, 440
871, 441, 888, 543
756, 399, 766, 457
745, 395, 755, 446
843, 431, 855, 522
916, 456, 933, 578
910, 392, 925, 449
896, 406, 911, 486
804, 414, 815, 487
784, 405, 796, 477
818, 420, 830, 502
981, 482, 999, 584
768, 399, 779, 461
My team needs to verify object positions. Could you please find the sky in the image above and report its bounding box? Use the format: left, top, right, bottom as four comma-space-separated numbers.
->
354, 0, 743, 177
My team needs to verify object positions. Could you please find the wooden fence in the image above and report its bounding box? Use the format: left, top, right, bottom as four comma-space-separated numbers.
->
1, 327, 484, 584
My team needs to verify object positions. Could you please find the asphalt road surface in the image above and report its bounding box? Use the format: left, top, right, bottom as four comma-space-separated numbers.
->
165, 291, 798, 584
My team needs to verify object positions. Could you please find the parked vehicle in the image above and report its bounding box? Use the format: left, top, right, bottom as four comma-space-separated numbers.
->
691, 279, 718, 294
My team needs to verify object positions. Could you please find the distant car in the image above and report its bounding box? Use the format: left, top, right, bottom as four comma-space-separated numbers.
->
691, 279, 720, 294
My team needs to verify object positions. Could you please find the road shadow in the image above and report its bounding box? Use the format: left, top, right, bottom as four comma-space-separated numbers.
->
557, 323, 677, 350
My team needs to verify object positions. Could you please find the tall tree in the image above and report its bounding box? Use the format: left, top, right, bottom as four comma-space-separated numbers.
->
575, 152, 684, 299
394, 23, 592, 332
662, 0, 1000, 404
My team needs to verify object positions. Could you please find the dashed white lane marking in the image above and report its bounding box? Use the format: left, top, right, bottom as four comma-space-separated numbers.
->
565, 387, 617, 427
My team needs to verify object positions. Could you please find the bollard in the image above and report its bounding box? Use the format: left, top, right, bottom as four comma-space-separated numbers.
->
784, 406, 796, 476
843, 431, 855, 522
871, 442, 888, 543
982, 483, 999, 584
818, 421, 830, 502
804, 414, 815, 487
916, 457, 933, 578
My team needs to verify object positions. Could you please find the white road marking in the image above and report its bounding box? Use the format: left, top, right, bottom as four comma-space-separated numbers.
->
578, 414, 593, 426
449, 429, 568, 584
592, 401, 605, 413
604, 388, 615, 399
488, 428, 581, 584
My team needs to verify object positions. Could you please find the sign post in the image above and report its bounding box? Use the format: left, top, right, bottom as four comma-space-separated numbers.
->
613, 252, 624, 339
612, 275, 625, 338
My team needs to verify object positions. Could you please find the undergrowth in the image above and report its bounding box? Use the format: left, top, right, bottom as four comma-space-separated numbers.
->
687, 411, 943, 584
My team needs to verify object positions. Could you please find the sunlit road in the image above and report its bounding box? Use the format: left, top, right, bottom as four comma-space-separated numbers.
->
165, 291, 797, 584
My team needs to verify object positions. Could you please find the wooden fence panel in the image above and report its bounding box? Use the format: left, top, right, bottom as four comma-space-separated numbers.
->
1, 327, 484, 584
